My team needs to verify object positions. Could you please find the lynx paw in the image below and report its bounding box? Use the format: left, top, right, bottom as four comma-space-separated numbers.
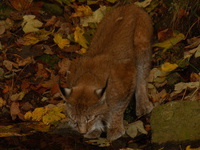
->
136, 101, 154, 117
107, 127, 125, 141
84, 130, 102, 139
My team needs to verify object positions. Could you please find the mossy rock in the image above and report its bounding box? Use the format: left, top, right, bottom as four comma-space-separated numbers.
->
151, 100, 200, 144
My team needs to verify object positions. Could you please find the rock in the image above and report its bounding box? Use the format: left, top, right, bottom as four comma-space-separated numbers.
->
151, 100, 200, 144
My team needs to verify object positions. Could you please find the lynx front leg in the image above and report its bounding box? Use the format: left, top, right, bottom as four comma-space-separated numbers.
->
106, 97, 131, 141
84, 129, 102, 139
106, 111, 125, 141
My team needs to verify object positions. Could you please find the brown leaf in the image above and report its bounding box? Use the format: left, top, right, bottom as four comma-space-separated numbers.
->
44, 16, 57, 27
42, 74, 59, 89
35, 63, 49, 79
21, 80, 31, 90
9, 0, 32, 11
10, 102, 20, 120
0, 97, 6, 107
157, 29, 173, 42
62, 45, 81, 52
58, 58, 71, 76
21, 102, 33, 111
51, 83, 61, 98
3, 60, 18, 71
2, 85, 10, 93
10, 91, 26, 101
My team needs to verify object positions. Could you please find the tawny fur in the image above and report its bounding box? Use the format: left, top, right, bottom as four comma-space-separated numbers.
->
62, 4, 154, 141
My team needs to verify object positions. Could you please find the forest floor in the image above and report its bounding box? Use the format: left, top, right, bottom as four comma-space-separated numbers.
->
0, 0, 200, 149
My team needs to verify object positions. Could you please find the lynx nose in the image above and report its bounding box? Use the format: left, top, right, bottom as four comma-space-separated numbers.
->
78, 124, 87, 134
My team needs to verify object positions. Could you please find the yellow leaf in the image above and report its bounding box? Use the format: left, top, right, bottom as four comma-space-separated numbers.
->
32, 107, 47, 121
80, 6, 106, 27
42, 106, 66, 124
54, 34, 70, 49
10, 91, 26, 101
153, 33, 185, 51
135, 0, 152, 7
71, 5, 93, 17
76, 48, 87, 54
17, 34, 39, 45
74, 27, 88, 48
17, 29, 51, 46
161, 62, 178, 72
24, 111, 32, 120
186, 145, 200, 150
0, 97, 6, 107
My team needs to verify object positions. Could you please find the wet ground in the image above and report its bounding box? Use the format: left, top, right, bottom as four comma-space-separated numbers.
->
0, 129, 199, 150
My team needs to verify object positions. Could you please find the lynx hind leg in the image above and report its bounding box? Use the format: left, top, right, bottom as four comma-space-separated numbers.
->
135, 44, 154, 117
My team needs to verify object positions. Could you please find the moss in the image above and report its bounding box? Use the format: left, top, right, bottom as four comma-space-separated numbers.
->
151, 101, 200, 144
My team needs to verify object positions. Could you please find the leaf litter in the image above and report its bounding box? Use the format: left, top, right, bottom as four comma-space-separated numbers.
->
0, 0, 199, 149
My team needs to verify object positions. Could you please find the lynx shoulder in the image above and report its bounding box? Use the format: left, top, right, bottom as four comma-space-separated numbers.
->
61, 4, 154, 141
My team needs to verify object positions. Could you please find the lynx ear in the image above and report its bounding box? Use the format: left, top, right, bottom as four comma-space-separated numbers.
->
64, 88, 72, 97
95, 88, 107, 104
60, 87, 72, 98
95, 89, 104, 98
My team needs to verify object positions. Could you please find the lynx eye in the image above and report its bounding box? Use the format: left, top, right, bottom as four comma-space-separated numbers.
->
86, 115, 95, 122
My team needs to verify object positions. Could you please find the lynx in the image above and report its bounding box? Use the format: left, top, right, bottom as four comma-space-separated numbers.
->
61, 4, 154, 141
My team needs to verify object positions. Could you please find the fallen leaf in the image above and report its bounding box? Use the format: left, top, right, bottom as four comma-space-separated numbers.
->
44, 16, 57, 27
135, 0, 152, 8
0, 68, 4, 79
185, 37, 200, 49
53, 34, 70, 49
71, 5, 93, 17
9, 0, 32, 11
0, 97, 6, 107
106, 0, 117, 3
10, 91, 26, 101
21, 102, 33, 111
58, 58, 71, 76
0, 18, 14, 35
3, 60, 18, 71
74, 26, 88, 48
148, 84, 167, 103
190, 73, 200, 82
21, 80, 31, 90
186, 145, 200, 150
17, 30, 51, 45
2, 85, 10, 93
22, 15, 43, 33
24, 104, 66, 124
86, 138, 110, 147
184, 44, 200, 59
35, 63, 49, 79
157, 29, 173, 42
126, 121, 147, 138
10, 102, 20, 120
153, 33, 185, 52
16, 57, 34, 66
80, 6, 107, 27
161, 62, 178, 72
76, 48, 87, 54
32, 107, 47, 121
148, 68, 167, 85
170, 82, 200, 97
42, 74, 59, 88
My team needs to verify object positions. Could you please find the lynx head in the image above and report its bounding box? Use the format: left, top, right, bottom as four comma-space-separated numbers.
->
61, 74, 108, 135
